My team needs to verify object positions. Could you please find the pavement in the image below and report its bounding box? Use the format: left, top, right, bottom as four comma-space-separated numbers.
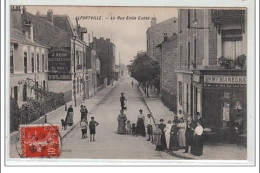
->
138, 83, 247, 160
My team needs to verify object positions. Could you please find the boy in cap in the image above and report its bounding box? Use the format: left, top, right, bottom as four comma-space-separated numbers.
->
89, 117, 99, 142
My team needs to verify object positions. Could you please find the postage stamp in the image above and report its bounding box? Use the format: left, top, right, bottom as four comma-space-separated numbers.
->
20, 124, 60, 158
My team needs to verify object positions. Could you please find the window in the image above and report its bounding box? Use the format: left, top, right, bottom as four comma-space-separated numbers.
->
194, 39, 197, 68
188, 42, 191, 68
179, 82, 183, 105
179, 46, 182, 68
37, 54, 39, 72
31, 53, 34, 73
188, 9, 191, 28
42, 54, 45, 72
14, 86, 18, 101
24, 52, 27, 73
23, 84, 27, 102
10, 50, 14, 73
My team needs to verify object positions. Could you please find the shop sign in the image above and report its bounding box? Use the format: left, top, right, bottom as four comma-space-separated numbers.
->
204, 75, 246, 84
48, 73, 72, 80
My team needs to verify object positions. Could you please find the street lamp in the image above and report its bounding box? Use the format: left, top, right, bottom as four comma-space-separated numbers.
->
72, 35, 77, 107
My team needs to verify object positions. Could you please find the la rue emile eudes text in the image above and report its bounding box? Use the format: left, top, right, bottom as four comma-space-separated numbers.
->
76, 16, 150, 21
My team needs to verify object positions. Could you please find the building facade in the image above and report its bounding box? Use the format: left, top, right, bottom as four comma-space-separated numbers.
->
90, 37, 115, 85
11, 7, 88, 106
157, 33, 178, 113
10, 7, 50, 107
176, 9, 247, 133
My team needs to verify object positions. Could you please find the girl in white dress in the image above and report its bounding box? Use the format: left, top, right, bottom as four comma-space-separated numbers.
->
164, 120, 172, 149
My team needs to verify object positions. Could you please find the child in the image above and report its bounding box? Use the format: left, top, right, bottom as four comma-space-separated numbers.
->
80, 119, 88, 139
131, 123, 137, 136
126, 120, 131, 134
89, 117, 99, 142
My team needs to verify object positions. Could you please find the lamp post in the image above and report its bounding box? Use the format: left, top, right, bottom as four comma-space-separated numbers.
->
72, 35, 77, 107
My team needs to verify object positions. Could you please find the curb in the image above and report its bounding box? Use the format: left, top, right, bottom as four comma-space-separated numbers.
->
61, 82, 118, 139
137, 85, 194, 160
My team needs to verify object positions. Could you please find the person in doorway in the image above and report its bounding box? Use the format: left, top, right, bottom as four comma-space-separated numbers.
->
164, 120, 172, 150
169, 120, 179, 151
158, 119, 167, 150
117, 110, 127, 134
66, 105, 74, 126
136, 109, 146, 137
89, 117, 99, 142
191, 121, 204, 156
146, 113, 155, 142
177, 118, 186, 150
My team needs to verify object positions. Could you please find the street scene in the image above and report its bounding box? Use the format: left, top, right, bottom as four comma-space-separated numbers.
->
9, 6, 247, 160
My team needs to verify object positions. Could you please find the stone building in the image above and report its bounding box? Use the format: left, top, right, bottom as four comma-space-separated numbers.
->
10, 6, 50, 107
157, 33, 178, 113
10, 7, 88, 106
176, 9, 247, 134
90, 37, 115, 85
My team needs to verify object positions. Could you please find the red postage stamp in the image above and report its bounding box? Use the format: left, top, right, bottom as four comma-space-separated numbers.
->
20, 124, 60, 158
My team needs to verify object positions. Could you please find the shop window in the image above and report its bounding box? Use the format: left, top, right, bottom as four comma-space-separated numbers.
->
10, 50, 14, 73
24, 52, 27, 73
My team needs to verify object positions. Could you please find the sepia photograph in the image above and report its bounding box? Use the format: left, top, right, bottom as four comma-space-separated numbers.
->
4, 0, 257, 167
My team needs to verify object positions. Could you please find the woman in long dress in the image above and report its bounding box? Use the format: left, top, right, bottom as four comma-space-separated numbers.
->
177, 118, 186, 149
191, 121, 204, 156
158, 119, 167, 151
153, 124, 162, 151
136, 109, 146, 137
66, 105, 74, 126
164, 120, 172, 149
169, 120, 179, 151
117, 110, 127, 134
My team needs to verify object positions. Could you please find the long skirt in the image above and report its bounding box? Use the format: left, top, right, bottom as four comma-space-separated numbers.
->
160, 132, 167, 150
117, 121, 126, 134
178, 129, 186, 147
66, 112, 74, 126
136, 118, 146, 136
165, 131, 170, 149
191, 134, 204, 156
169, 133, 179, 151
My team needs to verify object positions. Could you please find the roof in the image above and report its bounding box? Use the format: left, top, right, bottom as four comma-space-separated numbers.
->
22, 12, 72, 47
10, 28, 49, 48
147, 17, 178, 33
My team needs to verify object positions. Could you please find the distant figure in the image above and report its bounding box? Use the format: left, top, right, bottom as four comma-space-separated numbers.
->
89, 117, 99, 142
66, 105, 74, 126
131, 80, 134, 86
120, 92, 126, 110
117, 110, 127, 134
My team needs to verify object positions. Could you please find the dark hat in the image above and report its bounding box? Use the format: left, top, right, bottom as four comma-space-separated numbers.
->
121, 92, 125, 95
91, 117, 94, 119
159, 119, 164, 122
139, 109, 143, 112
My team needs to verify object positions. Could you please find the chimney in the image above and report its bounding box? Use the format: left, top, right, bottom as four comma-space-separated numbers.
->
10, 6, 22, 30
163, 33, 168, 41
24, 20, 34, 42
106, 38, 110, 42
47, 9, 53, 24
151, 17, 157, 27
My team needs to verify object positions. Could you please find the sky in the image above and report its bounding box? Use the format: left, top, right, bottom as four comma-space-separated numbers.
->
26, 6, 178, 65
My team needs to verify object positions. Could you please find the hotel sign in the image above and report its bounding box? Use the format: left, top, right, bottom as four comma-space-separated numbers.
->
204, 75, 246, 84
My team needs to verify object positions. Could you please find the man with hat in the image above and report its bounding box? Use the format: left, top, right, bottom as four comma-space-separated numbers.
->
146, 113, 155, 142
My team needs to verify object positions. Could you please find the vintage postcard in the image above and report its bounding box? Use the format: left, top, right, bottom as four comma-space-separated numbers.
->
5, 0, 256, 166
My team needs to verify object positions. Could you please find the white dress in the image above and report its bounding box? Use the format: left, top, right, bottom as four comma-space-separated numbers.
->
164, 123, 172, 149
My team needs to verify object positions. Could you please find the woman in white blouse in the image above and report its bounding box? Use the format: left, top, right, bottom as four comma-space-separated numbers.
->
191, 121, 204, 156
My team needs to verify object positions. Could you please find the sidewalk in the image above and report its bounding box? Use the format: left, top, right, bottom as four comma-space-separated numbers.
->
9, 81, 118, 158
138, 86, 247, 160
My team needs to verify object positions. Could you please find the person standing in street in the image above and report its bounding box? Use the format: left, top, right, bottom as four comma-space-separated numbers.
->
164, 120, 172, 149
169, 120, 179, 151
136, 109, 146, 137
191, 121, 204, 156
117, 110, 127, 134
158, 119, 167, 150
120, 93, 126, 110
83, 105, 88, 121
80, 105, 85, 122
66, 105, 74, 126
153, 124, 162, 151
146, 113, 155, 142
184, 116, 194, 153
177, 118, 186, 150
89, 117, 99, 142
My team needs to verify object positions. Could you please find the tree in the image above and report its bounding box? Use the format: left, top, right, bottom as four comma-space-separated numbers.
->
128, 52, 160, 97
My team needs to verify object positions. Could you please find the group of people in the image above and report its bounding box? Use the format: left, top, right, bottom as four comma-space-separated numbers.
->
153, 112, 204, 156
63, 104, 99, 142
